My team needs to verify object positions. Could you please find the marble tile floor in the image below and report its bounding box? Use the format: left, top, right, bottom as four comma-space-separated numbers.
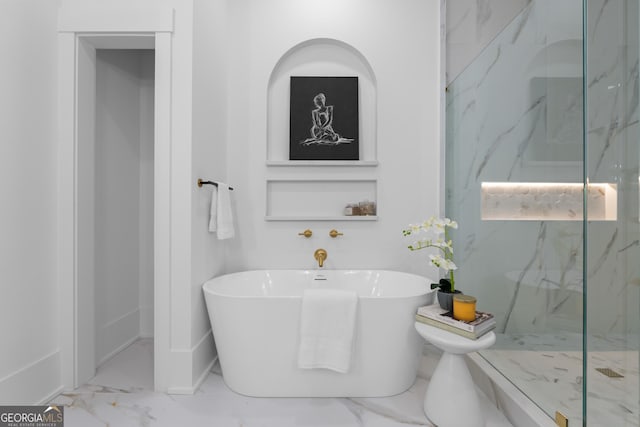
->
50, 339, 514, 427
483, 333, 640, 426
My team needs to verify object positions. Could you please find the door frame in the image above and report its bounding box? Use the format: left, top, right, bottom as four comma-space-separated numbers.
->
57, 20, 173, 390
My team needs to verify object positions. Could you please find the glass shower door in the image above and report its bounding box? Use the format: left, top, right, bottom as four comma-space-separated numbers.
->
445, 0, 586, 423
584, 0, 640, 424
446, 0, 640, 424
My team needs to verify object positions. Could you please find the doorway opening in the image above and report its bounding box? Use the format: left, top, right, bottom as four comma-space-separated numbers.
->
59, 22, 173, 391
88, 48, 155, 389
68, 34, 162, 391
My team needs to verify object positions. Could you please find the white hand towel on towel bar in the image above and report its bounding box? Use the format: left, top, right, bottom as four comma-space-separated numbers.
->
297, 288, 358, 373
208, 183, 235, 239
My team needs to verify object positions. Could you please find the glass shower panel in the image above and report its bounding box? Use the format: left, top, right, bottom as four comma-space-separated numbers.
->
585, 0, 640, 425
446, 0, 585, 423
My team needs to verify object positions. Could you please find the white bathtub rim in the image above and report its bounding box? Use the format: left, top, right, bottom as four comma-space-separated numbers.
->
202, 269, 437, 300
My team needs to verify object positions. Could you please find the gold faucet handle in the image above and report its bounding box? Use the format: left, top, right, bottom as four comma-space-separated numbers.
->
298, 229, 313, 238
329, 229, 343, 238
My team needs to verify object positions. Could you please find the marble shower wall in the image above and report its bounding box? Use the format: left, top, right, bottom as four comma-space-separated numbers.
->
446, 0, 639, 337
446, 0, 531, 84
585, 0, 640, 340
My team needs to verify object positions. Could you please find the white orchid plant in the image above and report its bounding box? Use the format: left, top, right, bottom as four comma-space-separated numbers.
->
403, 216, 458, 292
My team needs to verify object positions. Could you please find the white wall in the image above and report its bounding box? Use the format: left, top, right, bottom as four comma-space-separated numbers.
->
189, 0, 444, 389
0, 0, 61, 404
139, 51, 155, 338
94, 50, 154, 365
1, 0, 444, 400
57, 0, 209, 393
188, 0, 230, 387
224, 0, 442, 277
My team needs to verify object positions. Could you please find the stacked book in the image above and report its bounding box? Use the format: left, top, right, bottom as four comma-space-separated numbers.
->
415, 304, 496, 340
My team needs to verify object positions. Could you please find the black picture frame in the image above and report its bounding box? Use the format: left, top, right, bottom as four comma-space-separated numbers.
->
289, 76, 359, 160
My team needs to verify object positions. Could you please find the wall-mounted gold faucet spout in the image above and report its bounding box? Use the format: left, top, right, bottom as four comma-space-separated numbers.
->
314, 248, 327, 268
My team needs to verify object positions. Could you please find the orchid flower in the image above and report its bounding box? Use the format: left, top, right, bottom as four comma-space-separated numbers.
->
402, 216, 458, 291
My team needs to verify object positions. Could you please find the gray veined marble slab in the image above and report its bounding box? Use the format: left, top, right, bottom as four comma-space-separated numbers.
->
482, 332, 639, 426
446, 0, 532, 84
49, 339, 514, 427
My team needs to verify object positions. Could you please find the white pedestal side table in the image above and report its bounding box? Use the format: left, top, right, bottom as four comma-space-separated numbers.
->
414, 322, 496, 427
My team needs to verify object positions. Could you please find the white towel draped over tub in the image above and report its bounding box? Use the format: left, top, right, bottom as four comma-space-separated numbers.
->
208, 182, 235, 239
297, 288, 358, 373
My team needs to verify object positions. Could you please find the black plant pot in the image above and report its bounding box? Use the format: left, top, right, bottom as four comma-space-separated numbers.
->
437, 289, 462, 312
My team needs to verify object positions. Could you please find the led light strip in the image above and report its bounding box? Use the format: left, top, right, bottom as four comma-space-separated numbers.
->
480, 182, 617, 221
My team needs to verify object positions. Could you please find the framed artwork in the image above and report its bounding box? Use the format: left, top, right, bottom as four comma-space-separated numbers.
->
289, 76, 359, 160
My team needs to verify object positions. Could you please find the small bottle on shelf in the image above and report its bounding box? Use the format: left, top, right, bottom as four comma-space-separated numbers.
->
344, 204, 355, 216
359, 200, 376, 216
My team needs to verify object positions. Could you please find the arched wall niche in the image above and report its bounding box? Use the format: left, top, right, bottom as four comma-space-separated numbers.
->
267, 38, 377, 162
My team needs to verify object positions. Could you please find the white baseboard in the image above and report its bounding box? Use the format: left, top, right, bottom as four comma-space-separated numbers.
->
167, 330, 216, 394
0, 350, 62, 404
139, 305, 153, 338
167, 357, 215, 395
39, 386, 65, 405
192, 330, 216, 385
96, 308, 140, 366
97, 334, 140, 368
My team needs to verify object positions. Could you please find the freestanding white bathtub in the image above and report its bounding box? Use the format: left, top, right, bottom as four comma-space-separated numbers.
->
202, 269, 435, 397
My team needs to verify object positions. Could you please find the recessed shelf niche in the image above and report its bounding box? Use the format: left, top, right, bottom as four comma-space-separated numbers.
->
481, 182, 617, 221
266, 38, 377, 163
266, 179, 377, 221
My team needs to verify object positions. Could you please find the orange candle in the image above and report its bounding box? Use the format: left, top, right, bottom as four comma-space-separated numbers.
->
453, 294, 477, 322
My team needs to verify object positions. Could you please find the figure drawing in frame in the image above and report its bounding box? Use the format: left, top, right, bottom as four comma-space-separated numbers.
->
290, 76, 359, 160
303, 92, 353, 146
